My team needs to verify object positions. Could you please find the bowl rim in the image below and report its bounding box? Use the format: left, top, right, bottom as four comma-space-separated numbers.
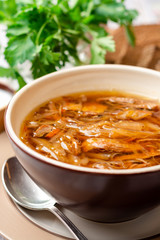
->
5, 64, 160, 175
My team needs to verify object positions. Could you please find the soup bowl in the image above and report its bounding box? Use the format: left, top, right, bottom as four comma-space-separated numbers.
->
5, 65, 160, 223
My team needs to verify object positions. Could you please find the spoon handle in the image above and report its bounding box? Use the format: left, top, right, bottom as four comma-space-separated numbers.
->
48, 205, 88, 240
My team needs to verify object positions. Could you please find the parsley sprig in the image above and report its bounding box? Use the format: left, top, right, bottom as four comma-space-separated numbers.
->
0, 0, 138, 90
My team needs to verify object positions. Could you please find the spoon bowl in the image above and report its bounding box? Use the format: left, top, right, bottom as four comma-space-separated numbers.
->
2, 156, 54, 210
2, 157, 87, 240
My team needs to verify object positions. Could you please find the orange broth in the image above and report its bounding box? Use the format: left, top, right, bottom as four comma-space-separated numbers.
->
20, 91, 160, 170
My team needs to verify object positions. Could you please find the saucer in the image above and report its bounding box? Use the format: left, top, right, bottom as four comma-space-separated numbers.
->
16, 203, 160, 240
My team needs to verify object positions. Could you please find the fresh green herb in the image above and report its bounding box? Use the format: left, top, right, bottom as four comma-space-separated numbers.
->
0, 0, 138, 90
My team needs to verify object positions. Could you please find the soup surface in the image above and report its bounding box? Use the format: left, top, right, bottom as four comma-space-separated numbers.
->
20, 91, 160, 170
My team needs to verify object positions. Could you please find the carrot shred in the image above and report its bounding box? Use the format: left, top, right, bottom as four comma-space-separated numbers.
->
45, 128, 60, 138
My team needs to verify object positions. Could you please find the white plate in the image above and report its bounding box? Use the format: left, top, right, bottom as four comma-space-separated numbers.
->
16, 204, 160, 240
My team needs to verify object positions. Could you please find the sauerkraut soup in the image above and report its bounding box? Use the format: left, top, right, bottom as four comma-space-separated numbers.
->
20, 91, 160, 170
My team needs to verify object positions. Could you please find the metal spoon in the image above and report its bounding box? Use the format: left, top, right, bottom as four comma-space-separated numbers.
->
1, 157, 87, 240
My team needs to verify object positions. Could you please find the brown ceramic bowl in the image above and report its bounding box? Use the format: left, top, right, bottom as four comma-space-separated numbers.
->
5, 65, 160, 223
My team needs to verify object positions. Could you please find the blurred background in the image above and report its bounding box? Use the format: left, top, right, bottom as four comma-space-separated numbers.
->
106, 0, 160, 71
111, 0, 160, 26
0, 0, 160, 90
